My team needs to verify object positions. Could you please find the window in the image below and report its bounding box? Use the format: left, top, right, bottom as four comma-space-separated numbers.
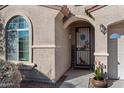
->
6, 16, 29, 62
110, 33, 120, 39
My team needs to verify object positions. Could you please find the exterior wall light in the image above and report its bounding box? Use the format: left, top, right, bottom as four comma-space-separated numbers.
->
100, 24, 107, 35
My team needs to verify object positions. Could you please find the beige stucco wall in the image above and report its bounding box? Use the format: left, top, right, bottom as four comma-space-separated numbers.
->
66, 5, 124, 57
91, 6, 124, 53
55, 12, 71, 81
1, 5, 124, 82
67, 6, 86, 16
108, 22, 124, 79
90, 5, 124, 78
0, 5, 59, 82
64, 5, 124, 79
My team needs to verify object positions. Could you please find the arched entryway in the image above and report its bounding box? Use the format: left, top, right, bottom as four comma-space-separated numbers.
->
66, 20, 95, 69
108, 21, 124, 79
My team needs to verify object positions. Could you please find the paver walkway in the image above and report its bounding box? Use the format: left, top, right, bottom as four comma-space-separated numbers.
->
59, 68, 93, 88
108, 80, 124, 88
59, 68, 124, 88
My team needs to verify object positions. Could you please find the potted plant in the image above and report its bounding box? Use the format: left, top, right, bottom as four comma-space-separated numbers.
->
92, 61, 107, 88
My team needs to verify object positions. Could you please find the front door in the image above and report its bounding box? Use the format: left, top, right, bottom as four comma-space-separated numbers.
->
74, 27, 91, 68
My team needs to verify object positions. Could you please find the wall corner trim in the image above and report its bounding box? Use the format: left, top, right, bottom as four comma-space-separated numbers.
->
94, 52, 109, 56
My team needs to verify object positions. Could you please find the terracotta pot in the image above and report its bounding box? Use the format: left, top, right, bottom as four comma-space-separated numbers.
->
92, 78, 107, 88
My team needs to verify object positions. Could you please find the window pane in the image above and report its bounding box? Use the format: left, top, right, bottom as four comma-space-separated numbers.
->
19, 31, 29, 40
6, 31, 18, 60
19, 41, 29, 51
7, 23, 13, 29
13, 18, 18, 23
19, 22, 25, 29
19, 52, 29, 61
19, 17, 24, 22
19, 31, 29, 61
13, 23, 18, 29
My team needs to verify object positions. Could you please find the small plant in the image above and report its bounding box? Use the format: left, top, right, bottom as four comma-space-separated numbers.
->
94, 61, 104, 80
91, 60, 107, 88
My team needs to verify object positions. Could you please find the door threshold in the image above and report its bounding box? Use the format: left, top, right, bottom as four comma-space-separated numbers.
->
72, 65, 92, 69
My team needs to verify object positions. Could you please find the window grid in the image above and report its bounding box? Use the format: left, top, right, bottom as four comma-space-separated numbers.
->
6, 16, 29, 62
7, 16, 28, 30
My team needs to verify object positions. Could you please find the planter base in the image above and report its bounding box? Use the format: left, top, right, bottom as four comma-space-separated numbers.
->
91, 78, 107, 88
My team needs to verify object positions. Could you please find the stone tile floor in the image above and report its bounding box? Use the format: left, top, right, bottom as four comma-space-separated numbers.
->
59, 68, 124, 88
108, 80, 124, 88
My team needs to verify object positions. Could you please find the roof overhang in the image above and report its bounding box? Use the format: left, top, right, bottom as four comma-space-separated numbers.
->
0, 5, 8, 10
85, 5, 107, 14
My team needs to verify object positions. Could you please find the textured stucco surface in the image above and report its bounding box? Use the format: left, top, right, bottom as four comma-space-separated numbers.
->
0, 5, 59, 82
55, 12, 71, 81
108, 22, 124, 79
90, 5, 124, 79
1, 5, 124, 82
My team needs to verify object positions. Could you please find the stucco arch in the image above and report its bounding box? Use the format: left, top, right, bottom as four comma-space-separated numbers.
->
64, 15, 95, 29
107, 20, 124, 28
63, 15, 95, 69
105, 6, 124, 27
